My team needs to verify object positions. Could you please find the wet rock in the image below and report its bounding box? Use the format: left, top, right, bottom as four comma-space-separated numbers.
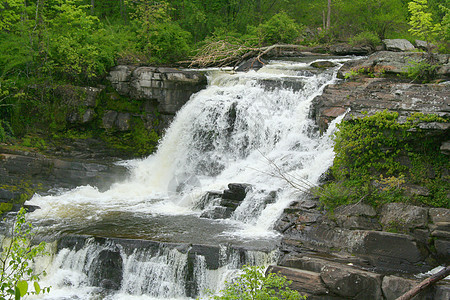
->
194, 191, 222, 210
200, 206, 234, 219
380, 203, 428, 232
222, 183, 252, 201
311, 61, 337, 69
236, 57, 268, 72
383, 39, 415, 51
258, 77, 305, 92
91, 250, 123, 290
320, 264, 383, 299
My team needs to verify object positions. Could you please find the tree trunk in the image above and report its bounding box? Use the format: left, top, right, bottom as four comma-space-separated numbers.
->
396, 266, 450, 300
90, 0, 94, 15
326, 0, 331, 30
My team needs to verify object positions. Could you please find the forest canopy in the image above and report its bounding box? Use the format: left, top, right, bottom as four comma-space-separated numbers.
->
0, 0, 448, 144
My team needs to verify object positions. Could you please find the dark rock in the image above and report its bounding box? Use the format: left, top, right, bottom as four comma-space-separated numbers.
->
435, 284, 450, 300
222, 183, 252, 201
311, 61, 337, 69
200, 206, 234, 219
102, 110, 118, 129
267, 266, 329, 295
334, 203, 377, 217
91, 249, 123, 290
434, 239, 450, 258
320, 264, 383, 299
380, 203, 428, 232
194, 191, 222, 210
383, 39, 415, 51
440, 141, 450, 155
257, 77, 305, 92
115, 113, 131, 131
353, 231, 427, 272
236, 58, 268, 72
0, 189, 16, 202
381, 275, 427, 300
81, 109, 95, 124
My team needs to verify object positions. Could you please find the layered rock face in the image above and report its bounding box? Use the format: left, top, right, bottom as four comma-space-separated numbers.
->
107, 66, 207, 130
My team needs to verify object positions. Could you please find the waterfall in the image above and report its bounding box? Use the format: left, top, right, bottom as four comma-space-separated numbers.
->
24, 57, 350, 299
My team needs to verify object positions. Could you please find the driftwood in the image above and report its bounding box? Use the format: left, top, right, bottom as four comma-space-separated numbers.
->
188, 42, 302, 69
395, 266, 450, 300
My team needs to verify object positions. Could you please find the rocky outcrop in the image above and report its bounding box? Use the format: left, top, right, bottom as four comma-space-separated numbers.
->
273, 198, 450, 299
337, 51, 450, 78
0, 148, 128, 207
311, 76, 450, 134
383, 39, 416, 52
199, 183, 253, 219
108, 66, 207, 115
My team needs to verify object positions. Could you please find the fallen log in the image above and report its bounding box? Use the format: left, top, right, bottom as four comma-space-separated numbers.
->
395, 266, 450, 300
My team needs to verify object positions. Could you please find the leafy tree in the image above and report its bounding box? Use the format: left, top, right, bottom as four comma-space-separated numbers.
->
408, 0, 443, 43
334, 0, 407, 39
1, 208, 50, 299
211, 265, 305, 300
254, 12, 303, 45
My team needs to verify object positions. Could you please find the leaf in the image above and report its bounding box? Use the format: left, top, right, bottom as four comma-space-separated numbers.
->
34, 281, 41, 294
16, 280, 28, 296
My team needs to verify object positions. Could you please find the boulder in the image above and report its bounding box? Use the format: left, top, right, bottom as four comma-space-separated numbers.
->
381, 275, 427, 300
236, 57, 268, 72
267, 266, 328, 295
311, 61, 337, 69
320, 264, 383, 299
380, 203, 428, 232
383, 39, 415, 52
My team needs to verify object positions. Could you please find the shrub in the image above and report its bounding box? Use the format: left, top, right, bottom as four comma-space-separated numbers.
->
211, 265, 305, 300
320, 111, 449, 209
349, 31, 381, 49
1, 208, 50, 299
256, 12, 303, 45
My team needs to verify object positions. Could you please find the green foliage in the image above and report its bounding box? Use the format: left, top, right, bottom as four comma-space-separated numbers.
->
0, 208, 50, 299
408, 0, 442, 43
405, 59, 439, 82
349, 31, 381, 49
145, 22, 192, 64
255, 12, 302, 45
211, 265, 305, 300
334, 0, 407, 39
320, 111, 449, 209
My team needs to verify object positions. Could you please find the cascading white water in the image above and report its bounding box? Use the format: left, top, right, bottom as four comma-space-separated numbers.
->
25, 57, 350, 299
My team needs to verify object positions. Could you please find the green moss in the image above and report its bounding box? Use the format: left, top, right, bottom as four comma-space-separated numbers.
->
319, 111, 449, 210
0, 203, 13, 215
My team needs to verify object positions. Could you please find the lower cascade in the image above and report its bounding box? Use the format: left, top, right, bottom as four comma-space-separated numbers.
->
22, 58, 349, 299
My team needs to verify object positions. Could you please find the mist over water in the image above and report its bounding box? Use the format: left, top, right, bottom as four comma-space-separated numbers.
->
25, 58, 349, 299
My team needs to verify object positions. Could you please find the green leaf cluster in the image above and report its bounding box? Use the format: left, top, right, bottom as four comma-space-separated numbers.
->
1, 208, 50, 299
319, 111, 449, 209
210, 265, 305, 300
